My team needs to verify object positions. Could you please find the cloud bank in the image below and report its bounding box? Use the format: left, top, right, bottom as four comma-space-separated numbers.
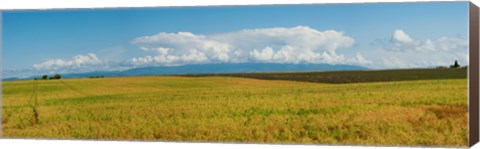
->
23, 27, 468, 79
32, 53, 107, 75
387, 29, 468, 53
129, 26, 367, 67
374, 29, 468, 68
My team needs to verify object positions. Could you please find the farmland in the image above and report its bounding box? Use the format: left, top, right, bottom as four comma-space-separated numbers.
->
181, 67, 467, 84
1, 69, 468, 147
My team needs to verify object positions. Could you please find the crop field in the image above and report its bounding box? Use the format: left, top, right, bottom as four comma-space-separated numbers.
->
182, 67, 467, 84
1, 69, 468, 147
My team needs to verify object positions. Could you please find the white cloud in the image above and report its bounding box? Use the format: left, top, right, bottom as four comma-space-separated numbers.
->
351, 53, 373, 66
392, 29, 414, 45
371, 29, 468, 68
249, 47, 275, 62
33, 53, 104, 72
386, 29, 468, 53
132, 32, 230, 64
129, 47, 209, 66
129, 26, 363, 67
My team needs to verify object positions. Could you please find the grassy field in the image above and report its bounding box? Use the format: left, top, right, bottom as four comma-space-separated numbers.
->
1, 71, 468, 146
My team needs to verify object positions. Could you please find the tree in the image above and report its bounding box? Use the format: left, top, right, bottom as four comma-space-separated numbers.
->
53, 74, 61, 79
42, 75, 48, 80
450, 60, 460, 68
89, 75, 104, 78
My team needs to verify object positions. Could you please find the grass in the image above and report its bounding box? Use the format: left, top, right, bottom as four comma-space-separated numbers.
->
1, 73, 468, 147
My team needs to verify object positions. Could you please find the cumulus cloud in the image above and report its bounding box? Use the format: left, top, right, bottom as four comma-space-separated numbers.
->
131, 32, 230, 64
33, 53, 104, 73
129, 26, 366, 67
392, 29, 414, 45
249, 47, 275, 62
385, 29, 468, 53
372, 29, 468, 68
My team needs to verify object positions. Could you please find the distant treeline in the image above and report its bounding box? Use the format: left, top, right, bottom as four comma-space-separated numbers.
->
34, 74, 62, 80
89, 76, 105, 78
32, 74, 106, 80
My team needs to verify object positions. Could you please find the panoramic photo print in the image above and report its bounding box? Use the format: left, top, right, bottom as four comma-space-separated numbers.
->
1, 1, 470, 147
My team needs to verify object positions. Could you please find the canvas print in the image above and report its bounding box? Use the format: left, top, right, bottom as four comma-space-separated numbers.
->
1, 1, 472, 147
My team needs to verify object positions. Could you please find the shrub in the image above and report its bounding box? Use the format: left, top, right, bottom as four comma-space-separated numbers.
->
53, 74, 61, 79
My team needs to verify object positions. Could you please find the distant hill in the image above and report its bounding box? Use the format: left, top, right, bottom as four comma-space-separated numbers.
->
2, 63, 368, 81
117, 63, 368, 76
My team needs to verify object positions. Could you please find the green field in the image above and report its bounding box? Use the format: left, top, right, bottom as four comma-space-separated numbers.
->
1, 70, 468, 146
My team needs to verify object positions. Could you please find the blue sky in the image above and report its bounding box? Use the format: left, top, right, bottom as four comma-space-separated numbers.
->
2, 1, 469, 78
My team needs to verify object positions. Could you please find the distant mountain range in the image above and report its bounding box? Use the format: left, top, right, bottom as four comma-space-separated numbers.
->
2, 63, 368, 81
